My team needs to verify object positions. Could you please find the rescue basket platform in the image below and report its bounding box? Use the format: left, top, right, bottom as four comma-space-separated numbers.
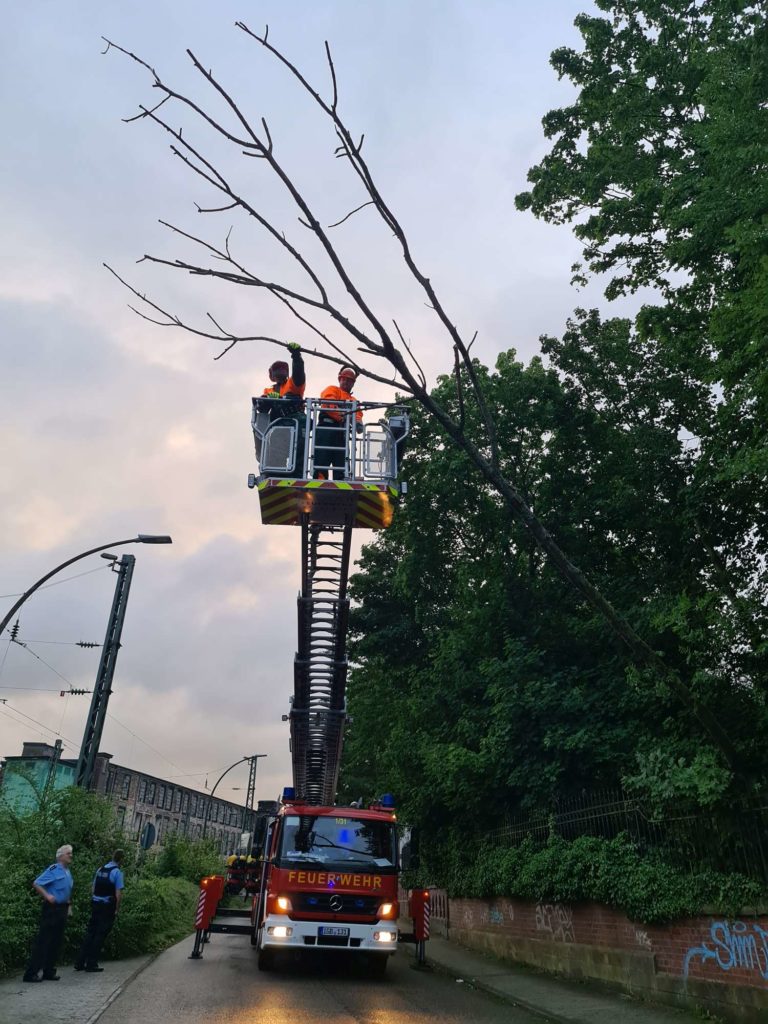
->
256, 478, 399, 530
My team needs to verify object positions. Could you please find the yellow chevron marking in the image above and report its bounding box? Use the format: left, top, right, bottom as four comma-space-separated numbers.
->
270, 506, 300, 525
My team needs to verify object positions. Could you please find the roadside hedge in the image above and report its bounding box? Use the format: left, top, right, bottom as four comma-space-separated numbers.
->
0, 784, 214, 974
410, 833, 764, 924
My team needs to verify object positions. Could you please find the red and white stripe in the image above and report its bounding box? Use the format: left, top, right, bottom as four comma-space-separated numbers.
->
194, 888, 207, 929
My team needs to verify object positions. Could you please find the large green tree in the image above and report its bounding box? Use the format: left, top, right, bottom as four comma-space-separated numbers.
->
516, 0, 768, 677
342, 332, 768, 843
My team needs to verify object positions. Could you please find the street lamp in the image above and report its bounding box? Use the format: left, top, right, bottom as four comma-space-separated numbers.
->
0, 535, 172, 638
202, 755, 266, 839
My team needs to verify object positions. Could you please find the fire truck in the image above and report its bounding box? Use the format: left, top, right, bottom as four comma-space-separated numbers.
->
246, 391, 409, 973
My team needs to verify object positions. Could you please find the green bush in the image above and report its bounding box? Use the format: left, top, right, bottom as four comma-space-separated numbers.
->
419, 833, 764, 924
103, 877, 199, 959
0, 786, 213, 974
141, 834, 221, 885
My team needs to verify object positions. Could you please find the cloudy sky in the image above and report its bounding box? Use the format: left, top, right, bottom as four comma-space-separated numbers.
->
1, 0, 616, 805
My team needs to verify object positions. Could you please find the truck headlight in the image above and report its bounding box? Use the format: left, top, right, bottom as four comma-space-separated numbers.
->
373, 930, 396, 943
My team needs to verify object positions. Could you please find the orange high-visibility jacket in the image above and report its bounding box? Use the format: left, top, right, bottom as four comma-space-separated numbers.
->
319, 385, 363, 423
261, 377, 305, 400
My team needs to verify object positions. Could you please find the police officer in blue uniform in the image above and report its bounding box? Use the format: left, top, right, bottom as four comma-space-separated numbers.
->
74, 850, 125, 973
23, 844, 74, 982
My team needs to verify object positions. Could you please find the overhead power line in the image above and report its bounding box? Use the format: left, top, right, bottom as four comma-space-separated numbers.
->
105, 712, 191, 777
0, 563, 110, 600
0, 700, 78, 749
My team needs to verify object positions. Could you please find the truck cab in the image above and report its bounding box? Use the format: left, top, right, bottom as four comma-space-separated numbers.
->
252, 798, 399, 974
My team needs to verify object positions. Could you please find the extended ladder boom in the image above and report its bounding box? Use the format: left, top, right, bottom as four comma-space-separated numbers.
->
250, 396, 409, 807
291, 521, 352, 804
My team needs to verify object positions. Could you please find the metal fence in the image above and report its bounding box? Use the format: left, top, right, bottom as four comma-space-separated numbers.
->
485, 788, 768, 885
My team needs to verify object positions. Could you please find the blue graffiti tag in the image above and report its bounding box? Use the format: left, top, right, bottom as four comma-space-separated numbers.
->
683, 921, 768, 983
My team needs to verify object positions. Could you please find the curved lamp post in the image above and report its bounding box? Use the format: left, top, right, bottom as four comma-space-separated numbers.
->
0, 534, 172, 638
202, 754, 266, 839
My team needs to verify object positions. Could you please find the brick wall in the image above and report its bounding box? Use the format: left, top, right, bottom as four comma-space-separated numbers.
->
442, 897, 768, 1023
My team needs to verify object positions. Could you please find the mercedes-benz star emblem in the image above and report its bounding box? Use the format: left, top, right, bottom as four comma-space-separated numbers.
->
329, 895, 344, 913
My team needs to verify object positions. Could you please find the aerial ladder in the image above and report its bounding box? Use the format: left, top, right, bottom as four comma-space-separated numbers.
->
247, 393, 409, 803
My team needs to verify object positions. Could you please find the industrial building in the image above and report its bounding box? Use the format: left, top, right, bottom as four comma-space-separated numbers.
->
0, 741, 263, 854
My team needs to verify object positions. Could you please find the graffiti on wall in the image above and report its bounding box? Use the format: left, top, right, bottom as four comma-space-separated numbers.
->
684, 920, 768, 983
535, 903, 575, 943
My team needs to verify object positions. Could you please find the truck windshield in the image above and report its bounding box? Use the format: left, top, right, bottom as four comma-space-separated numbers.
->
277, 815, 397, 870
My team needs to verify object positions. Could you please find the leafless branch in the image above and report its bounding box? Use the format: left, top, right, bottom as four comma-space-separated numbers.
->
122, 95, 170, 124
328, 201, 375, 229
392, 319, 427, 390
196, 201, 238, 214
324, 41, 338, 112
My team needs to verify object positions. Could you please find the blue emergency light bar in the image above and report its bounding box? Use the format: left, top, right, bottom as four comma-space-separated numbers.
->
380, 793, 396, 808
282, 786, 296, 801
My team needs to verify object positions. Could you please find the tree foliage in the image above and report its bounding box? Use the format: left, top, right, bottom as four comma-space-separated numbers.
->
340, 1, 768, 889
0, 787, 206, 974
516, 0, 768, 675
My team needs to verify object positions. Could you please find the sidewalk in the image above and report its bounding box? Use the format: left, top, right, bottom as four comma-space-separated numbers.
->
403, 935, 698, 1023
0, 955, 152, 1024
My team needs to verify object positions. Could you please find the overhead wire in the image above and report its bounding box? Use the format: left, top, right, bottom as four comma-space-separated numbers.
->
105, 712, 191, 776
9, 641, 77, 689
0, 563, 110, 600
0, 700, 78, 750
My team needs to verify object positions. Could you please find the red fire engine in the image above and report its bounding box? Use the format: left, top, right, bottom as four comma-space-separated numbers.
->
189, 390, 410, 975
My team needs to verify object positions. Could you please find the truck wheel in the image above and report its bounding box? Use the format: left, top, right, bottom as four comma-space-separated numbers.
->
368, 954, 388, 978
257, 947, 274, 971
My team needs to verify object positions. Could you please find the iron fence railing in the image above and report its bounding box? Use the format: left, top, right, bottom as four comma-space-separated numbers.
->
485, 788, 768, 885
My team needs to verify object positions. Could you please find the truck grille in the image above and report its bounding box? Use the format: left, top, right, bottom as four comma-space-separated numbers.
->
293, 893, 379, 915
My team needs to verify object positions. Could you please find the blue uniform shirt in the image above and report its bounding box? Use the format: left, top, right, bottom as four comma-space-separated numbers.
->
33, 862, 73, 905
92, 861, 125, 903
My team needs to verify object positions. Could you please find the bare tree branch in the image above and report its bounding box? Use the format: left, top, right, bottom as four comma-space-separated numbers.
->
328, 201, 375, 229
392, 319, 427, 390
324, 41, 338, 112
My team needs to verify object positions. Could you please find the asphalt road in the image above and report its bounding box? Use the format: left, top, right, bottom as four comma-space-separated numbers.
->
99, 934, 542, 1024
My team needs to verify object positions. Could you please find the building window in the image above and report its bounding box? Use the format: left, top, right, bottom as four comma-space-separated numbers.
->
158, 785, 166, 808
147, 782, 156, 804
106, 769, 115, 794
138, 778, 147, 802
134, 812, 143, 835
166, 788, 174, 810
190, 794, 197, 817
182, 794, 189, 814
117, 806, 126, 827
121, 775, 131, 799
173, 790, 181, 813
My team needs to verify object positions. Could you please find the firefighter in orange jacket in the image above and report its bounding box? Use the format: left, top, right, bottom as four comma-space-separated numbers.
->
259, 343, 305, 416
314, 366, 362, 480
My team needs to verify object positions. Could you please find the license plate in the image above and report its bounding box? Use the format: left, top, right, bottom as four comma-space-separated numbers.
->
319, 926, 350, 938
